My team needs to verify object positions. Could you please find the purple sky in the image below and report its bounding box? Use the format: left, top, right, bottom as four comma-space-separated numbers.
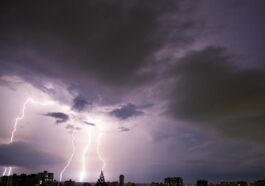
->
0, 0, 265, 183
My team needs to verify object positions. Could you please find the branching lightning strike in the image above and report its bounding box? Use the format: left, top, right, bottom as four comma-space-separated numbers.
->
79, 128, 92, 182
96, 132, 106, 171
2, 97, 54, 176
59, 130, 76, 182
2, 168, 7, 176
2, 97, 107, 181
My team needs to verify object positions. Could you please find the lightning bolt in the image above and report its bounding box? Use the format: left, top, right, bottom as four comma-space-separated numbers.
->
7, 167, 12, 176
96, 132, 106, 171
2, 97, 54, 176
59, 117, 76, 182
2, 168, 7, 176
79, 128, 92, 182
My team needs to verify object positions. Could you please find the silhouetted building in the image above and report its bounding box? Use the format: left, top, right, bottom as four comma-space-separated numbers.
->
164, 177, 183, 186
127, 182, 136, 186
95, 171, 107, 186
237, 181, 247, 186
197, 180, 208, 186
255, 180, 265, 186
64, 179, 75, 186
39, 170, 54, 185
107, 182, 118, 186
83, 183, 91, 186
220, 181, 247, 186
119, 175, 124, 186
0, 171, 54, 186
150, 182, 164, 186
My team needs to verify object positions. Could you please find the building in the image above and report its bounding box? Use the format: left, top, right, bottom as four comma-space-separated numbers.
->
150, 182, 164, 186
127, 182, 136, 186
119, 175, 124, 186
237, 181, 247, 186
64, 179, 75, 186
83, 183, 91, 186
220, 181, 247, 186
38, 171, 54, 185
254, 180, 265, 186
0, 171, 54, 186
197, 180, 208, 186
107, 182, 118, 186
95, 171, 107, 186
164, 177, 184, 186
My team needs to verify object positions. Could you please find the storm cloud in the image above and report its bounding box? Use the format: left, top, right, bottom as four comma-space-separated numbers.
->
110, 103, 144, 120
83, 121, 96, 127
167, 46, 265, 142
0, 142, 61, 168
72, 96, 89, 112
0, 0, 265, 182
44, 112, 69, 124
0, 0, 198, 104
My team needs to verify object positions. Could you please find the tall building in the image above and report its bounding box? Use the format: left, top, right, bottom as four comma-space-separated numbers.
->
38, 170, 54, 185
119, 175, 124, 186
95, 171, 107, 186
197, 180, 208, 186
164, 177, 184, 186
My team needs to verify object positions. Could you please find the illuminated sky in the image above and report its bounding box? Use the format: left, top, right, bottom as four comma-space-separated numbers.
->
0, 0, 265, 183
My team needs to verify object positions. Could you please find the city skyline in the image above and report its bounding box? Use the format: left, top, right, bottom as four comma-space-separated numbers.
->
1, 170, 264, 185
0, 0, 265, 183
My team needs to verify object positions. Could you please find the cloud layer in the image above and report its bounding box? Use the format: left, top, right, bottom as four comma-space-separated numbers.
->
44, 112, 69, 124
167, 47, 265, 142
0, 142, 61, 168
110, 103, 144, 120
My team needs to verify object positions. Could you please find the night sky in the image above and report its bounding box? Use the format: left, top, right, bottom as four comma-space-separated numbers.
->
0, 0, 265, 183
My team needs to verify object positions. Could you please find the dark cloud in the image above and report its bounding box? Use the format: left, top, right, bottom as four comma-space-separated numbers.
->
110, 103, 144, 120
119, 126, 130, 132
167, 46, 265, 142
0, 0, 198, 104
44, 112, 69, 124
66, 124, 81, 131
138, 103, 154, 109
0, 142, 61, 168
72, 96, 89, 112
83, 121, 96, 126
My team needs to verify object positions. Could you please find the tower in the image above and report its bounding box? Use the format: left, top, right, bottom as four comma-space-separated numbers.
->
96, 170, 107, 186
119, 175, 124, 186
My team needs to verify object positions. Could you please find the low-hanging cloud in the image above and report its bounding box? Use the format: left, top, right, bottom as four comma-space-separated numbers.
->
110, 103, 144, 120
0, 0, 199, 106
72, 96, 89, 112
0, 142, 61, 168
83, 121, 96, 127
44, 112, 69, 124
167, 46, 265, 142
119, 126, 130, 132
